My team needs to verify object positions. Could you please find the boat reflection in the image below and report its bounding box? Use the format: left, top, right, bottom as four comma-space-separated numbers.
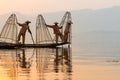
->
0, 46, 72, 80
54, 47, 72, 73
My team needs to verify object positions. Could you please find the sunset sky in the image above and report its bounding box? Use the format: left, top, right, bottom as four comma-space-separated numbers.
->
0, 0, 120, 14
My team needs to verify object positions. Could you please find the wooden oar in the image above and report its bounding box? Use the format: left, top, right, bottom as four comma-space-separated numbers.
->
30, 33, 35, 44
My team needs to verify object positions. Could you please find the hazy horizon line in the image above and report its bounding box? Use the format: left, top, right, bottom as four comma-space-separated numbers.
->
0, 5, 120, 16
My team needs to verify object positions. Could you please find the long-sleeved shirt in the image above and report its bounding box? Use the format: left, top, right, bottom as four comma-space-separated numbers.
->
46, 24, 62, 34
64, 23, 71, 34
17, 22, 31, 34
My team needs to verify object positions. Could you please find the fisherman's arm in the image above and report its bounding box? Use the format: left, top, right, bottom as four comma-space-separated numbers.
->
17, 22, 23, 26
45, 24, 54, 28
59, 26, 63, 29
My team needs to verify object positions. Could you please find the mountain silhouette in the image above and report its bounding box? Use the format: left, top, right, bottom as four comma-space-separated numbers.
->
0, 6, 120, 33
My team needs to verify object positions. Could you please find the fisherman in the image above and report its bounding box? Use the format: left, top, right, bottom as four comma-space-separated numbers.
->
64, 20, 73, 42
17, 21, 32, 44
46, 22, 63, 43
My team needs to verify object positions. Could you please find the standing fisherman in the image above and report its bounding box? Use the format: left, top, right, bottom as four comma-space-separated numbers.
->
17, 21, 32, 44
46, 22, 63, 43
64, 21, 73, 42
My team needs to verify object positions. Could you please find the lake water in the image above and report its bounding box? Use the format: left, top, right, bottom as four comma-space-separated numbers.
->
72, 32, 120, 80
0, 47, 72, 80
0, 32, 120, 80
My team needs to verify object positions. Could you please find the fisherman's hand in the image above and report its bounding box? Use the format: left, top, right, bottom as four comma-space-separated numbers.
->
60, 26, 63, 29
17, 22, 20, 25
29, 31, 32, 34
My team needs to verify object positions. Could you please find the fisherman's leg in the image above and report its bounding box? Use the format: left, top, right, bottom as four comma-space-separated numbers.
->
22, 34, 25, 44
59, 33, 64, 42
64, 33, 68, 42
56, 34, 58, 43
18, 34, 21, 41
17, 33, 22, 43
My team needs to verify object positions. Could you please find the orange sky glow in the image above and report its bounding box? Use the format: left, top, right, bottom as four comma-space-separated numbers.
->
0, 0, 120, 14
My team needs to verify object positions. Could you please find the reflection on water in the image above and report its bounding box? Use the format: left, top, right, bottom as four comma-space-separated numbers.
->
54, 47, 72, 73
0, 46, 72, 80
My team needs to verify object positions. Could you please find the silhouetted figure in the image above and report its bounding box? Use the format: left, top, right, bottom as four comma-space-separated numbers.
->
17, 21, 32, 44
64, 21, 73, 42
17, 49, 31, 68
54, 47, 72, 73
63, 48, 72, 73
54, 48, 59, 73
46, 22, 63, 43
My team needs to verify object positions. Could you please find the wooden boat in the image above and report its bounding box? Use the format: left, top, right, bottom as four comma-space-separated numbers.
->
0, 42, 70, 49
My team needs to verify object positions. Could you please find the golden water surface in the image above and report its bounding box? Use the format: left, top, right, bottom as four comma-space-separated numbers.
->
0, 46, 120, 80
